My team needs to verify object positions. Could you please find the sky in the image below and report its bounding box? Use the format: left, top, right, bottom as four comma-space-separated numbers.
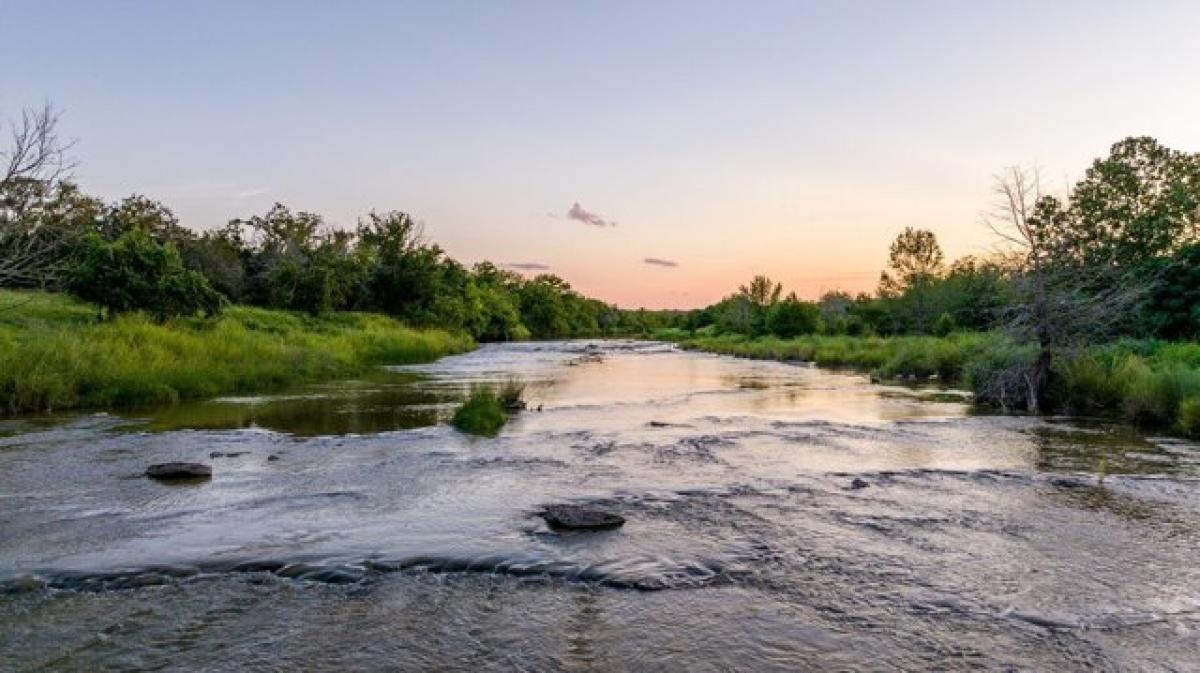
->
3, 1, 1200, 308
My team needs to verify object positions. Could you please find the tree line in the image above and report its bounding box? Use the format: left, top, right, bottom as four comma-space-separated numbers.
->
0, 104, 660, 340
672, 136, 1200, 410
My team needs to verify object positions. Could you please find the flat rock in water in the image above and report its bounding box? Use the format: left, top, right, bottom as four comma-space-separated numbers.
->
541, 504, 625, 531
145, 462, 212, 481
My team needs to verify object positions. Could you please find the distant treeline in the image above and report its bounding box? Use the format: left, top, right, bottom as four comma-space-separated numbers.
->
672, 135, 1200, 343
0, 106, 667, 340
656, 136, 1200, 413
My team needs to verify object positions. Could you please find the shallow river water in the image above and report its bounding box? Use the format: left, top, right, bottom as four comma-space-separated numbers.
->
2, 340, 1200, 671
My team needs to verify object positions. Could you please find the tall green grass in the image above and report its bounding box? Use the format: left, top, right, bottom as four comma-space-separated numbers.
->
670, 329, 1200, 436
1054, 343, 1200, 433
676, 332, 999, 381
0, 290, 473, 413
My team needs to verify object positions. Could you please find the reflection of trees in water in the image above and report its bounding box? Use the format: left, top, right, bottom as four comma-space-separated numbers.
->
143, 379, 452, 436
1029, 422, 1182, 477
565, 588, 609, 668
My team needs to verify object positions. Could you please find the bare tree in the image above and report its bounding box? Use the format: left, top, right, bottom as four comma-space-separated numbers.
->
983, 166, 1147, 412
0, 102, 79, 288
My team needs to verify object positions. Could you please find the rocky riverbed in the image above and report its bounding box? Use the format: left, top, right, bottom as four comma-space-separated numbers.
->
2, 341, 1199, 671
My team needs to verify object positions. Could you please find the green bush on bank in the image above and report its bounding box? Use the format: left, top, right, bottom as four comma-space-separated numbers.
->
0, 290, 472, 413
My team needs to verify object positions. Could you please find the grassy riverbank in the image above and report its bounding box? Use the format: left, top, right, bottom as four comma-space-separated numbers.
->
662, 330, 1200, 437
0, 290, 473, 413
668, 331, 1001, 380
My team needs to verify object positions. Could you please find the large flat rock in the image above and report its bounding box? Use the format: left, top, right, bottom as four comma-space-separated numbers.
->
541, 504, 625, 531
145, 462, 213, 481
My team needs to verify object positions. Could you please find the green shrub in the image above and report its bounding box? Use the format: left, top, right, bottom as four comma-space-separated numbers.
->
932, 312, 956, 337
451, 386, 507, 436
68, 231, 224, 320
766, 299, 822, 338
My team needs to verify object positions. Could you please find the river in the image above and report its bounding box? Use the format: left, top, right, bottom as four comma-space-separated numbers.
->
2, 340, 1199, 671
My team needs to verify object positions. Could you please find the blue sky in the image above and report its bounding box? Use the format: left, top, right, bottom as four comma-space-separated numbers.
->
4, 1, 1199, 307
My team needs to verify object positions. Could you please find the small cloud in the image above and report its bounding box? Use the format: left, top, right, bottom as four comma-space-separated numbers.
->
643, 257, 678, 268
164, 180, 269, 202
504, 262, 552, 271
560, 202, 616, 228
232, 187, 270, 200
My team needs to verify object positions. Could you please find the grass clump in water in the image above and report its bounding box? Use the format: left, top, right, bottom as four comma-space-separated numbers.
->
497, 378, 527, 411
451, 386, 508, 436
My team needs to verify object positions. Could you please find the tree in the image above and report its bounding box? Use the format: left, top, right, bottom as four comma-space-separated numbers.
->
739, 275, 782, 307
711, 275, 785, 336
100, 195, 190, 243
878, 227, 944, 297
291, 230, 369, 314
711, 294, 755, 335
876, 228, 946, 332
1068, 136, 1200, 266
766, 295, 822, 337
464, 280, 526, 340
817, 291, 853, 333
1, 103, 75, 221
357, 210, 452, 320
68, 230, 223, 320
934, 255, 1012, 331
984, 167, 1147, 411
1, 103, 87, 288
178, 225, 248, 302
222, 203, 373, 314
518, 274, 572, 338
1146, 243, 1200, 339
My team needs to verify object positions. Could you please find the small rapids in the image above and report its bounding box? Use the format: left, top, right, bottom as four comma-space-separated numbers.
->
3, 340, 1200, 671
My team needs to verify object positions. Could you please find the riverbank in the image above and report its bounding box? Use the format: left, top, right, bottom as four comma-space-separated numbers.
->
660, 330, 1200, 438
0, 290, 473, 414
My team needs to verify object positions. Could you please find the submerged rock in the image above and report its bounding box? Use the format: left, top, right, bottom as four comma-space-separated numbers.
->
849, 477, 869, 490
145, 462, 212, 481
541, 505, 625, 531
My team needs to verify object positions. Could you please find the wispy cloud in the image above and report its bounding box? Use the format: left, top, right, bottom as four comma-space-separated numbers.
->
556, 202, 616, 228
232, 187, 270, 200
643, 257, 678, 268
164, 180, 270, 202
504, 262, 551, 271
